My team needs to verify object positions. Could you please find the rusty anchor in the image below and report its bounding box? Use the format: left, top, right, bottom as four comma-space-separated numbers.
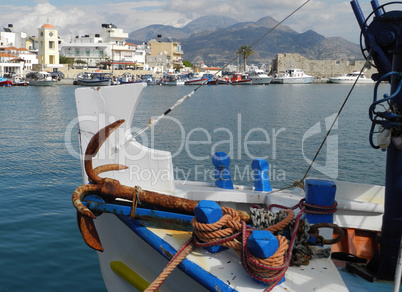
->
72, 119, 250, 251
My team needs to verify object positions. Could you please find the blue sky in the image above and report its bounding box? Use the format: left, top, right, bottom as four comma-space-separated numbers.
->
1, 0, 389, 46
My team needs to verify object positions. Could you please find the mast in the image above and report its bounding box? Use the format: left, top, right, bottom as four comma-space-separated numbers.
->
351, 0, 402, 281
378, 22, 402, 280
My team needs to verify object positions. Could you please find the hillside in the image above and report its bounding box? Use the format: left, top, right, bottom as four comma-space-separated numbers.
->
127, 15, 361, 66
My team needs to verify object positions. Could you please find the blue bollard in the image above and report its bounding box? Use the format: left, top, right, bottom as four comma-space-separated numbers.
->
212, 152, 233, 189
194, 200, 223, 224
248, 230, 279, 259
251, 158, 272, 192
194, 200, 227, 253
304, 179, 336, 224
247, 230, 285, 285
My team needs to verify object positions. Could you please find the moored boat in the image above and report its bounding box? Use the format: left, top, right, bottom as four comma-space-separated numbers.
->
329, 71, 374, 84
161, 73, 186, 86
139, 74, 155, 85
230, 72, 252, 85
272, 68, 313, 84
75, 72, 112, 86
25, 71, 54, 86
71, 1, 402, 291
11, 74, 28, 86
118, 73, 135, 84
247, 69, 273, 85
0, 77, 13, 87
185, 73, 216, 85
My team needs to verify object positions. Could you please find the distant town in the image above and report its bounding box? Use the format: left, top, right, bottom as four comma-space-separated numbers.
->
0, 22, 376, 80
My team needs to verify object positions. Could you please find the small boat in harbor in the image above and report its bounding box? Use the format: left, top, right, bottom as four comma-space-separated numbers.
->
25, 71, 54, 86
185, 73, 216, 85
118, 73, 134, 84
161, 73, 186, 86
247, 69, 273, 85
11, 74, 28, 86
217, 76, 231, 84
329, 71, 374, 84
272, 68, 313, 84
139, 74, 155, 85
71, 1, 402, 291
0, 77, 13, 87
75, 72, 111, 86
230, 72, 252, 85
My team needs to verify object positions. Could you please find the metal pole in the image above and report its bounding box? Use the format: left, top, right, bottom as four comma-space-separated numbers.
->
377, 21, 402, 281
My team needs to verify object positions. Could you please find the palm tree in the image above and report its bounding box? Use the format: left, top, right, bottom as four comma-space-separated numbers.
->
236, 45, 254, 72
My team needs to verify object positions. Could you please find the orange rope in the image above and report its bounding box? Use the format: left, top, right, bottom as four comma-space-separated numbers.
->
145, 206, 293, 291
192, 206, 291, 281
144, 238, 193, 292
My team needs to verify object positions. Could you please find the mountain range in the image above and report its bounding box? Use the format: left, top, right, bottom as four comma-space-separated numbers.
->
127, 15, 362, 66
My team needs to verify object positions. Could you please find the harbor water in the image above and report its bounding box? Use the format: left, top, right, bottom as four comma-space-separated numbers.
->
0, 83, 387, 291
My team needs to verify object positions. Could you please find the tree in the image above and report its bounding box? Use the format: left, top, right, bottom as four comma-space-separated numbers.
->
236, 45, 254, 72
59, 55, 73, 67
182, 60, 193, 68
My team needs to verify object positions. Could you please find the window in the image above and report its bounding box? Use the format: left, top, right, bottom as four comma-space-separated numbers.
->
49, 41, 55, 49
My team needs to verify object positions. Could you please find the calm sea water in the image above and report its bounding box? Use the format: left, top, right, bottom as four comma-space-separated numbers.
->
0, 83, 388, 291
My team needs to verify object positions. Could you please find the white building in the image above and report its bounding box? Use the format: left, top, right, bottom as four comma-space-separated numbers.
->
60, 24, 147, 69
0, 24, 27, 48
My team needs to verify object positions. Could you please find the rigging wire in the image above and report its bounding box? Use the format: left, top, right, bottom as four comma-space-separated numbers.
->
300, 48, 374, 182
115, 0, 311, 151
263, 49, 374, 195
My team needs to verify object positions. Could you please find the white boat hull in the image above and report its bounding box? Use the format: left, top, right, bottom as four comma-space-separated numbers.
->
329, 78, 374, 84
272, 77, 313, 84
249, 77, 273, 85
27, 80, 55, 86
162, 81, 185, 86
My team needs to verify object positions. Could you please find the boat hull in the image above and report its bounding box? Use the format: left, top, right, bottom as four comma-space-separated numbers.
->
77, 80, 110, 86
0, 80, 14, 87
162, 81, 185, 86
329, 78, 374, 84
230, 80, 252, 85
185, 78, 209, 85
27, 80, 55, 86
94, 212, 348, 292
272, 77, 313, 84
249, 77, 273, 85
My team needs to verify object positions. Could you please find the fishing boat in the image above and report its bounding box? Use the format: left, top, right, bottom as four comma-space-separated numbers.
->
161, 73, 186, 86
72, 1, 402, 291
247, 69, 273, 85
118, 73, 135, 84
25, 71, 54, 86
139, 74, 155, 85
230, 72, 252, 85
329, 71, 375, 84
11, 74, 29, 86
185, 73, 216, 85
75, 72, 112, 86
0, 77, 13, 87
272, 68, 313, 84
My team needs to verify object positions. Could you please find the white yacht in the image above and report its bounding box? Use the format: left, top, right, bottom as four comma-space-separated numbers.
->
329, 71, 374, 84
247, 69, 273, 85
272, 68, 313, 84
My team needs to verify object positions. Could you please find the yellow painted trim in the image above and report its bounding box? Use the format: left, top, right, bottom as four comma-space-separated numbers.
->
110, 261, 159, 292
